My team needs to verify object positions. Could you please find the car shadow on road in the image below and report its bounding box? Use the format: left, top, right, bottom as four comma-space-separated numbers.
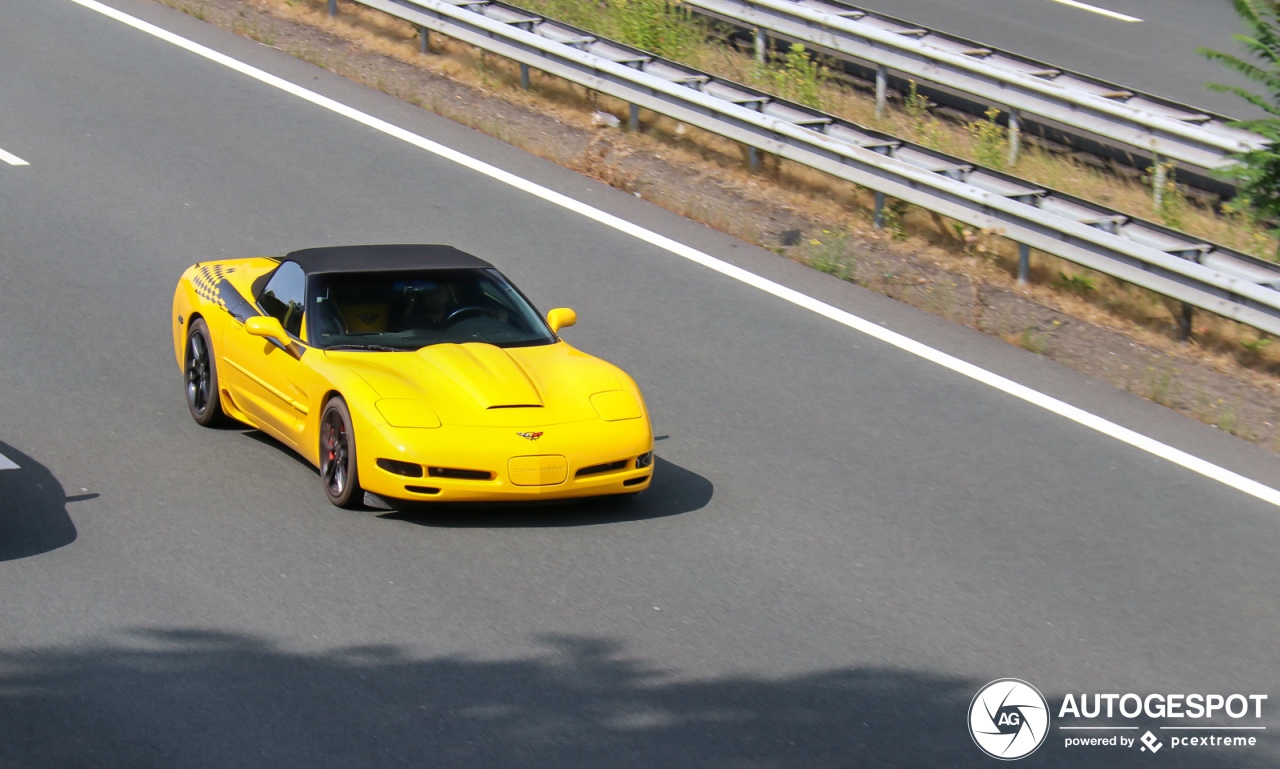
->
231, 428, 712, 526
239, 429, 316, 472
377, 456, 713, 528
0, 442, 81, 561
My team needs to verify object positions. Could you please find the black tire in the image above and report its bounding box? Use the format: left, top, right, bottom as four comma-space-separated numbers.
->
319, 397, 361, 508
185, 318, 227, 427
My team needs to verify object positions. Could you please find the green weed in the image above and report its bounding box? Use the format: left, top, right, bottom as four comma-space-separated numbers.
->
756, 43, 826, 110
969, 108, 1008, 170
619, 0, 701, 59
1146, 365, 1182, 407
1218, 399, 1242, 435
1146, 162, 1185, 230
1020, 326, 1050, 355
904, 80, 928, 123
883, 199, 910, 241
1054, 271, 1096, 294
1241, 336, 1273, 355
805, 228, 857, 281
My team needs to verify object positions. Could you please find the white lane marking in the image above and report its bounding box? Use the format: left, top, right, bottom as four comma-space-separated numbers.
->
1045, 0, 1142, 22
73, 0, 1280, 508
0, 146, 30, 166
0, 452, 18, 470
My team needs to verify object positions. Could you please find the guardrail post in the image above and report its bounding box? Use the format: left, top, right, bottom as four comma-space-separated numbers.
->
1153, 155, 1167, 212
873, 191, 886, 230
748, 146, 759, 172
1007, 109, 1021, 167
1152, 148, 1172, 212
1178, 303, 1194, 341
754, 27, 767, 65
629, 103, 640, 131
418, 26, 430, 54
875, 65, 888, 120
1018, 243, 1030, 284
329, 0, 337, 16
521, 63, 531, 90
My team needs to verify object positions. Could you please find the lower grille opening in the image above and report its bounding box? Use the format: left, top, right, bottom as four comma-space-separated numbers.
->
576, 460, 628, 478
377, 458, 424, 478
428, 467, 493, 481
405, 485, 441, 495
623, 476, 649, 487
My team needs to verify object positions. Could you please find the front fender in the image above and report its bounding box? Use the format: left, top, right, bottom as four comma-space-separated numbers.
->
300, 355, 390, 469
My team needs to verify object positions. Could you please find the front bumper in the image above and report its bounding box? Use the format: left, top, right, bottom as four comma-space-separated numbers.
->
357, 418, 653, 503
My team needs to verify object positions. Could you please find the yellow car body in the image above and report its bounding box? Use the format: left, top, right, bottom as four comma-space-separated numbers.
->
172, 245, 653, 507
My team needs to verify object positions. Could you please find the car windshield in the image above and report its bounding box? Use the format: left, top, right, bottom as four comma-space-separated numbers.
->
306, 268, 557, 350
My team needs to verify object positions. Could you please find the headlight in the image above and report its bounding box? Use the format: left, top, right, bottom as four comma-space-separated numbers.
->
375, 399, 442, 428
590, 391, 641, 421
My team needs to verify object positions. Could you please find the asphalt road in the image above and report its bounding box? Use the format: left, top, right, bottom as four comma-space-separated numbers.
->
852, 0, 1262, 117
1, 1, 1278, 766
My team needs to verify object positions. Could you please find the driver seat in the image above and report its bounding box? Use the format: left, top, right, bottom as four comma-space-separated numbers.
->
334, 302, 389, 334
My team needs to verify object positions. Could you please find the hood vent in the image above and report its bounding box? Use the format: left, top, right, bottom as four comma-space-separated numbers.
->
418, 343, 544, 409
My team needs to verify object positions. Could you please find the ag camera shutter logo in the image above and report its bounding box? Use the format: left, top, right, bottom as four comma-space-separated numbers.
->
969, 679, 1050, 760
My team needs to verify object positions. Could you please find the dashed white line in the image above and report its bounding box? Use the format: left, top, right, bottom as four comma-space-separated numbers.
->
1046, 0, 1142, 22
0, 452, 18, 471
72, 0, 1280, 509
0, 146, 29, 166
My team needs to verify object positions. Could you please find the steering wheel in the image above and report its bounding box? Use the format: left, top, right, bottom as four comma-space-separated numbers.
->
446, 306, 488, 323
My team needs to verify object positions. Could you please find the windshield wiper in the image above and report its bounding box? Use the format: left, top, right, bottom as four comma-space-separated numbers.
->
324, 343, 402, 352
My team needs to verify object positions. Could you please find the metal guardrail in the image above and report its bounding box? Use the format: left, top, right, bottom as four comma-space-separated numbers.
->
340, 0, 1280, 336
681, 0, 1264, 176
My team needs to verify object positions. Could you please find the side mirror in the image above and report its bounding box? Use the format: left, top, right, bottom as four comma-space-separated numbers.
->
547, 308, 577, 334
245, 316, 290, 345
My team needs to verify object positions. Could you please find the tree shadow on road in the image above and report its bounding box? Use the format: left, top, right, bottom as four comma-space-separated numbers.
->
0, 441, 80, 561
0, 628, 1271, 768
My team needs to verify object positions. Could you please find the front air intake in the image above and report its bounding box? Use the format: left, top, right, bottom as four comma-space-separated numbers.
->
575, 460, 628, 478
377, 458, 424, 478
428, 467, 493, 480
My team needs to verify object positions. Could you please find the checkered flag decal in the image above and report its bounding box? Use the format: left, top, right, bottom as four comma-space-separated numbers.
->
193, 264, 231, 309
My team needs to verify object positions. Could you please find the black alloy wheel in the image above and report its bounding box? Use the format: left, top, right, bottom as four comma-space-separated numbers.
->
320, 398, 361, 508
185, 318, 226, 427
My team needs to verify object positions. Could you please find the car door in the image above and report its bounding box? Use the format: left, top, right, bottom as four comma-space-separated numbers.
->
219, 261, 314, 449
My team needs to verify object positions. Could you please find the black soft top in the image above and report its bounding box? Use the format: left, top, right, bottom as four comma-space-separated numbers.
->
284, 244, 493, 275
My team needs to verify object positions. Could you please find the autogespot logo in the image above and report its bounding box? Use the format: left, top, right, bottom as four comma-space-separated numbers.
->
969, 679, 1051, 760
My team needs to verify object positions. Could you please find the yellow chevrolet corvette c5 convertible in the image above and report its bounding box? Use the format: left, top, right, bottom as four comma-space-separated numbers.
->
172, 244, 653, 508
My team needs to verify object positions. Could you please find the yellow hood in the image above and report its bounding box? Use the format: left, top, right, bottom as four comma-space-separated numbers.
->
328, 342, 627, 427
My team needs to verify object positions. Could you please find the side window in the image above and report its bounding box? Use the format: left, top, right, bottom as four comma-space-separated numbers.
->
257, 261, 306, 339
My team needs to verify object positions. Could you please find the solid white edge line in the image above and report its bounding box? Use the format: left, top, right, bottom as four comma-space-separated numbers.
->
0, 147, 30, 166
1046, 0, 1142, 22
71, 0, 1280, 508
0, 453, 18, 470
